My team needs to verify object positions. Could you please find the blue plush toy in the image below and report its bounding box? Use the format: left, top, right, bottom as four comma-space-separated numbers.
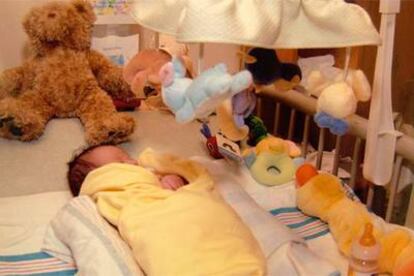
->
159, 57, 253, 123
314, 112, 349, 136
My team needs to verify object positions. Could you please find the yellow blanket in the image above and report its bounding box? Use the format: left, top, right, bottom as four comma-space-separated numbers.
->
80, 149, 266, 276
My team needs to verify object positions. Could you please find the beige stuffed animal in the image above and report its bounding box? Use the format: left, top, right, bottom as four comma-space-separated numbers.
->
308, 69, 371, 119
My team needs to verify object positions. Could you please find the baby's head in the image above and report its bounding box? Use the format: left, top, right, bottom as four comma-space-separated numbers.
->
67, 145, 137, 196
68, 145, 187, 196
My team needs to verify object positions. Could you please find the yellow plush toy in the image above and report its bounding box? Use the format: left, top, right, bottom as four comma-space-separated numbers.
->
243, 136, 302, 186
216, 98, 249, 141
295, 164, 414, 275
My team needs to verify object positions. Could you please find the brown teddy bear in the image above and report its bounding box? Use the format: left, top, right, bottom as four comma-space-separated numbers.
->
0, 0, 135, 145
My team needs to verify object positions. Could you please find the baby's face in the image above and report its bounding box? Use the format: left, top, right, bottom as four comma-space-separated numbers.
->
82, 145, 187, 191
82, 145, 138, 168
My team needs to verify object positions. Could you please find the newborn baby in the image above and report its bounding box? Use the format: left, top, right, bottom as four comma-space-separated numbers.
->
67, 145, 266, 276
68, 145, 186, 195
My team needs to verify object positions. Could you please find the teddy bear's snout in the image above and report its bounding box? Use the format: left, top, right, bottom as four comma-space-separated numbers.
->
47, 12, 57, 18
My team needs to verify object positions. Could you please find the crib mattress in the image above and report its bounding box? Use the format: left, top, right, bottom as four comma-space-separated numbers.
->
0, 111, 210, 197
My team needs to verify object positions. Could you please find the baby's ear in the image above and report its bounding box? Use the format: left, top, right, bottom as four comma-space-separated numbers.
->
159, 62, 175, 87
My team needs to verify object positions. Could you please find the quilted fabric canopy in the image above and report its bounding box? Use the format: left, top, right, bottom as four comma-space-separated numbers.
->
129, 0, 381, 49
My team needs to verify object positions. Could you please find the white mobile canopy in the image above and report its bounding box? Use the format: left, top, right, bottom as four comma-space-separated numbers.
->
129, 0, 399, 185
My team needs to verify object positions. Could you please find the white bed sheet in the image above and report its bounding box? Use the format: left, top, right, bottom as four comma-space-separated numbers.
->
0, 160, 343, 276
0, 111, 214, 260
194, 157, 349, 275
0, 191, 72, 255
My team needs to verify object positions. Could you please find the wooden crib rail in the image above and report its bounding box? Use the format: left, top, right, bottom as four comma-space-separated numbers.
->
258, 85, 414, 163
257, 85, 414, 224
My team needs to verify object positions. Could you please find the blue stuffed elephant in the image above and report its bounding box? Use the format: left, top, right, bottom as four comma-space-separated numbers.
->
160, 57, 252, 123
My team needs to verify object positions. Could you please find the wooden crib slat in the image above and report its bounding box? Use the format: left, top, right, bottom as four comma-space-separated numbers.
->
255, 85, 414, 225
301, 115, 311, 158
259, 87, 414, 163
349, 137, 362, 189
198, 43, 205, 75
386, 155, 404, 222
316, 128, 326, 170
238, 45, 247, 70
154, 32, 160, 48
367, 184, 374, 209
256, 97, 263, 118
332, 135, 342, 176
287, 109, 296, 141
273, 102, 281, 135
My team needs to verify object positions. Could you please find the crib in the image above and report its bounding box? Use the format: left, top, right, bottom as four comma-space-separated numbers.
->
256, 83, 414, 223
1, 0, 414, 275
130, 0, 414, 226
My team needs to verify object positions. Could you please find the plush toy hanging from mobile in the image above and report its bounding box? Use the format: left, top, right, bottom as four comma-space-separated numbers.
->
310, 48, 372, 136
216, 87, 257, 142
240, 47, 302, 92
159, 57, 253, 123
215, 46, 302, 143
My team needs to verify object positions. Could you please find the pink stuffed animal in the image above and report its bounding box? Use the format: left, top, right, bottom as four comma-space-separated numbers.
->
123, 49, 194, 110
123, 49, 172, 99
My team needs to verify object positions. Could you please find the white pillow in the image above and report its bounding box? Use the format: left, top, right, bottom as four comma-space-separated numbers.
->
43, 196, 144, 276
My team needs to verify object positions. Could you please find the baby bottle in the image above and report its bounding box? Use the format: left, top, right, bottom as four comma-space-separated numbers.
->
349, 222, 381, 276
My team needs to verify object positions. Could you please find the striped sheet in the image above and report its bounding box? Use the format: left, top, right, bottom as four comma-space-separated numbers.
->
269, 182, 359, 241
0, 252, 77, 276
342, 182, 361, 203
270, 207, 330, 240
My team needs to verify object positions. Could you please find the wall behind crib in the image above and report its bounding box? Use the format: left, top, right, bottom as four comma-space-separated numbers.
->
0, 0, 239, 73
0, 0, 50, 70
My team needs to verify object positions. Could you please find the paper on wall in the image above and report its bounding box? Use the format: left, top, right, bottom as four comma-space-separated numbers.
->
92, 34, 139, 66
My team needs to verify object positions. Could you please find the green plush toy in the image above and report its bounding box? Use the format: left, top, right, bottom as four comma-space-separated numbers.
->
245, 115, 268, 146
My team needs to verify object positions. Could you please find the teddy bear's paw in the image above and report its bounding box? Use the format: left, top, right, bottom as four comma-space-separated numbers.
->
86, 115, 135, 145
93, 128, 131, 145
0, 110, 46, 141
0, 116, 23, 139
106, 129, 130, 143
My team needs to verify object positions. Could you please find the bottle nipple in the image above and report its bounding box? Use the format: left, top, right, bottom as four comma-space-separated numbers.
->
360, 223, 376, 246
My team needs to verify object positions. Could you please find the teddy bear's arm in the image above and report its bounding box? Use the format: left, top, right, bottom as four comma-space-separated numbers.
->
0, 67, 25, 99
87, 50, 134, 99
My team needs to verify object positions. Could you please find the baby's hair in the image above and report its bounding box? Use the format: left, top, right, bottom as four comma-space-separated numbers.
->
67, 144, 102, 196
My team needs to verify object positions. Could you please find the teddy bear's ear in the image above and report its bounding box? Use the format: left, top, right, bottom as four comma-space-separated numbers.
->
71, 0, 96, 23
